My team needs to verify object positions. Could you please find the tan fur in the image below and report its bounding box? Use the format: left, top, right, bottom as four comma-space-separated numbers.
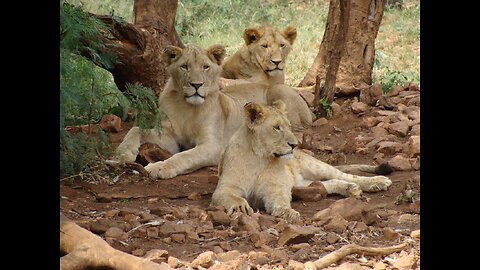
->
221, 24, 297, 86
211, 102, 392, 220
114, 45, 311, 179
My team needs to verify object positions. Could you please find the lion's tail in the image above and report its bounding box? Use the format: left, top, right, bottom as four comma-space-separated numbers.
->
334, 163, 393, 175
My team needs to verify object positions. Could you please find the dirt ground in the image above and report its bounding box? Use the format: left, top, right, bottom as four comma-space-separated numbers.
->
60, 89, 420, 269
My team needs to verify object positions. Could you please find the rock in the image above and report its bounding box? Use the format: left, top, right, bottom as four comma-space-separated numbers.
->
119, 207, 141, 217
89, 219, 114, 234
219, 241, 232, 251
378, 95, 395, 110
248, 251, 269, 265
383, 227, 400, 241
410, 124, 420, 135
137, 143, 172, 166
139, 213, 158, 223
314, 197, 368, 222
146, 227, 159, 238
269, 249, 288, 262
144, 249, 169, 260
371, 125, 389, 136
208, 210, 231, 226
167, 256, 180, 268
374, 110, 397, 117
351, 101, 368, 114
353, 221, 368, 232
323, 214, 349, 233
312, 117, 328, 127
410, 229, 420, 239
213, 246, 223, 254
105, 227, 126, 240
105, 209, 120, 219
362, 116, 379, 128
217, 250, 241, 262
258, 215, 277, 231
158, 221, 198, 240
290, 243, 311, 251
359, 84, 383, 106
388, 121, 409, 137
410, 199, 420, 214
291, 182, 327, 201
373, 261, 388, 270
171, 233, 185, 243
131, 249, 145, 257
388, 250, 417, 269
327, 262, 366, 270
377, 141, 403, 155
408, 135, 420, 158
388, 155, 412, 171
331, 102, 342, 117
250, 231, 270, 247
356, 147, 368, 155
325, 232, 340, 244
293, 248, 310, 261
99, 114, 122, 133
304, 261, 316, 270
233, 213, 260, 233
288, 260, 305, 270
277, 224, 320, 246
407, 96, 420, 106
187, 191, 202, 200
191, 251, 216, 269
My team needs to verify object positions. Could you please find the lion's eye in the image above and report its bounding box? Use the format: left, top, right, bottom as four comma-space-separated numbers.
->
273, 125, 281, 131
261, 44, 268, 48
180, 64, 188, 70
203, 65, 210, 70
280, 43, 286, 48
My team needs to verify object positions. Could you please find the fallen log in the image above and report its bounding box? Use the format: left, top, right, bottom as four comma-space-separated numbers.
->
60, 214, 170, 270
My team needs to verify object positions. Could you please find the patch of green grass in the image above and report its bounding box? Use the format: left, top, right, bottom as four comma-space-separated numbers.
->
65, 0, 419, 87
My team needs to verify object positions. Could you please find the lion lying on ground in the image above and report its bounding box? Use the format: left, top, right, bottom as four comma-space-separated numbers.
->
221, 24, 297, 86
114, 44, 312, 179
210, 101, 392, 220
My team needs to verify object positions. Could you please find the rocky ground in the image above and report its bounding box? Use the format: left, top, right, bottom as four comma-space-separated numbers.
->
60, 83, 420, 269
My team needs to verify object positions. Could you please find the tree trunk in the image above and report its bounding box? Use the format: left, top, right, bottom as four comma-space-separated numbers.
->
314, 0, 350, 116
299, 0, 386, 96
83, 0, 183, 97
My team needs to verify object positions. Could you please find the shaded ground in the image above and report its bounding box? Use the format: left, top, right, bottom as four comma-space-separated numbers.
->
60, 89, 420, 269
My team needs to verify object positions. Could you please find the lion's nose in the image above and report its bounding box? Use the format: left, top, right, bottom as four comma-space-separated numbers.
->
288, 142, 297, 149
271, 60, 282, 66
189, 83, 204, 90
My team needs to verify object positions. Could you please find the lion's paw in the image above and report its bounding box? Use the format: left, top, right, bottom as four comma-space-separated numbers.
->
144, 162, 178, 179
346, 182, 363, 197
362, 176, 392, 192
225, 198, 254, 216
275, 208, 300, 221
114, 148, 138, 163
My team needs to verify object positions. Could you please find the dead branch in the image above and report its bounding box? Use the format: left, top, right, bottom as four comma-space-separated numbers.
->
313, 241, 412, 269
60, 214, 170, 270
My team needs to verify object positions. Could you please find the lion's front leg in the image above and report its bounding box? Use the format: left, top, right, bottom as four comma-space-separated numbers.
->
145, 143, 221, 179
211, 188, 254, 216
261, 185, 300, 221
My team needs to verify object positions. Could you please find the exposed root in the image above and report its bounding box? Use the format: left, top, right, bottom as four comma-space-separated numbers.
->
313, 241, 412, 269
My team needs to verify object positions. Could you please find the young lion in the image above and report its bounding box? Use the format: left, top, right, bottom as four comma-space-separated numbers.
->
211, 101, 392, 220
114, 44, 312, 179
221, 24, 297, 86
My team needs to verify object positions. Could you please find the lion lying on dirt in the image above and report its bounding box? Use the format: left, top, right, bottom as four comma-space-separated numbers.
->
114, 44, 312, 179
211, 101, 392, 220
221, 24, 297, 86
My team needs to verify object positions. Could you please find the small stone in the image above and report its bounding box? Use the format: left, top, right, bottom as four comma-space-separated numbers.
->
323, 214, 348, 233
362, 116, 379, 128
410, 124, 420, 135
167, 256, 179, 268
410, 229, 420, 239
277, 224, 320, 246
269, 249, 288, 262
388, 155, 412, 171
288, 260, 305, 270
410, 199, 420, 214
383, 227, 400, 241
353, 221, 368, 232
105, 210, 120, 219
208, 210, 231, 226
304, 261, 316, 270
191, 251, 216, 269
351, 101, 368, 114
360, 84, 383, 106
373, 261, 388, 270
377, 141, 403, 155
233, 213, 260, 233
216, 250, 241, 262
291, 182, 327, 201
408, 135, 420, 158
132, 249, 145, 257
187, 191, 202, 200
290, 243, 311, 251
146, 227, 159, 238
331, 102, 342, 117
144, 249, 169, 260
325, 232, 340, 244
258, 214, 277, 231
212, 245, 223, 254
312, 117, 328, 127
388, 121, 410, 137
170, 233, 185, 243
105, 227, 126, 240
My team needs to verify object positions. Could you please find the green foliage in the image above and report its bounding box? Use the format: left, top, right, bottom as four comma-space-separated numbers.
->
318, 97, 332, 118
60, 2, 161, 178
123, 83, 162, 131
376, 67, 412, 94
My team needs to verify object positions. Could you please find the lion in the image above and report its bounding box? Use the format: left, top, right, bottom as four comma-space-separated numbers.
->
221, 24, 297, 86
114, 44, 312, 179
210, 101, 393, 220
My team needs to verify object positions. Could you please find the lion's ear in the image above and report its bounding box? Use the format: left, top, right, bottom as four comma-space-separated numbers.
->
282, 26, 297, 45
207, 45, 226, 65
243, 28, 261, 45
162, 46, 183, 65
244, 102, 265, 127
272, 100, 286, 112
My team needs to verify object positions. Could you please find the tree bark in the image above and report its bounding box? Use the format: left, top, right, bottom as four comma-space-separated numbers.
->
299, 0, 386, 95
313, 0, 350, 116
83, 0, 183, 97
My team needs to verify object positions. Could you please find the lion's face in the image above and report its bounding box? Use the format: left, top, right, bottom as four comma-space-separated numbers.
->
162, 45, 226, 105
243, 25, 297, 78
244, 100, 298, 160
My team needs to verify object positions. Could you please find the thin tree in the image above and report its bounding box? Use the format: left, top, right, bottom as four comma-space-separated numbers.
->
300, 0, 386, 96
